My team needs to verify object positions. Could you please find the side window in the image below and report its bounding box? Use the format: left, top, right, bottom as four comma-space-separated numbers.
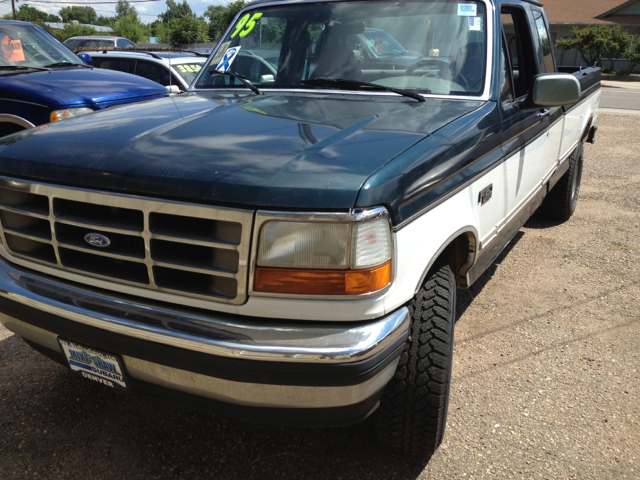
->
116, 39, 134, 48
135, 61, 171, 86
501, 8, 536, 99
98, 58, 135, 74
499, 39, 514, 105
533, 10, 555, 73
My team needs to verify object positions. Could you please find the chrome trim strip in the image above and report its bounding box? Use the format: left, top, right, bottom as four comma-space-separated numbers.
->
1, 316, 399, 408
0, 176, 253, 307
123, 356, 399, 408
0, 258, 410, 364
248, 207, 395, 300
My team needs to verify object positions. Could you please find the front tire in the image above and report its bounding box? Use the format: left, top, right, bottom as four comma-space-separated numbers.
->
374, 261, 456, 457
540, 142, 584, 221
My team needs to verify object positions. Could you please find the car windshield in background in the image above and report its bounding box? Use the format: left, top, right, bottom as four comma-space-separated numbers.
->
1, 24, 84, 72
65, 39, 114, 49
174, 63, 203, 85
195, 1, 487, 96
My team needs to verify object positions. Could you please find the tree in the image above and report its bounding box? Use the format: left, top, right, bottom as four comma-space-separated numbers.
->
602, 26, 632, 72
52, 24, 98, 42
95, 15, 114, 27
3, 7, 59, 22
111, 13, 148, 43
115, 0, 138, 20
158, 0, 193, 23
14, 5, 48, 22
204, 0, 247, 41
627, 38, 640, 74
58, 6, 98, 25
556, 24, 633, 72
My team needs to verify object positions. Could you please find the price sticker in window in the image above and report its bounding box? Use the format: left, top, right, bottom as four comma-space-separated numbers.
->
457, 4, 477, 16
2, 36, 25, 62
231, 12, 263, 39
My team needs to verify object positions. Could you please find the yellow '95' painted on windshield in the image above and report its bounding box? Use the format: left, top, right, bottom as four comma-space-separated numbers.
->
231, 12, 263, 39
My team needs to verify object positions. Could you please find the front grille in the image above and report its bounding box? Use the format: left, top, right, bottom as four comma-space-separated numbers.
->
0, 177, 253, 306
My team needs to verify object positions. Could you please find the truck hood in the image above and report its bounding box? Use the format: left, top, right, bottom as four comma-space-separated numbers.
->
0, 68, 166, 107
0, 92, 482, 209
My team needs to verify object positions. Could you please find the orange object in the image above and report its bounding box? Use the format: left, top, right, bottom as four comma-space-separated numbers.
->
2, 36, 25, 63
254, 262, 391, 295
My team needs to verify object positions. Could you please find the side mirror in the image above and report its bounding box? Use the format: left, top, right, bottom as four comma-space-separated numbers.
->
530, 73, 581, 108
166, 85, 181, 94
77, 53, 92, 65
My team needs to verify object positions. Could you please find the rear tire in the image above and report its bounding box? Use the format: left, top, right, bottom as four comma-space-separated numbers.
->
374, 261, 456, 457
540, 142, 584, 221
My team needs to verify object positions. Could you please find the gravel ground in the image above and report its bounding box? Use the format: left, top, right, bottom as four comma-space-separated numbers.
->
1, 113, 639, 480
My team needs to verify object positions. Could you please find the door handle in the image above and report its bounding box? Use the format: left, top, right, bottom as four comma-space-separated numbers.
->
538, 109, 551, 121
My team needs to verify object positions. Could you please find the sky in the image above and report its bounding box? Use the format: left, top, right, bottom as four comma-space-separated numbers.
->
0, 0, 226, 24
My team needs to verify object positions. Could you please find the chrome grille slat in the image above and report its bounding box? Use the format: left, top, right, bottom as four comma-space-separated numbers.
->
57, 243, 145, 262
54, 218, 141, 236
0, 205, 50, 220
150, 260, 238, 278
148, 233, 239, 250
1, 229, 50, 243
0, 177, 253, 306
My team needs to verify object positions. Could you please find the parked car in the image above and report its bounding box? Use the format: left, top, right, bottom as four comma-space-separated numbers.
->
0, 0, 600, 458
84, 50, 208, 92
64, 36, 135, 49
0, 21, 167, 138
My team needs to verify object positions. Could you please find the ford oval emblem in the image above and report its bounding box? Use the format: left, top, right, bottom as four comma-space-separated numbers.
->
84, 233, 111, 248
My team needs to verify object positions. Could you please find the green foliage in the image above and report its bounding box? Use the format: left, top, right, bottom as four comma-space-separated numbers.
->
602, 26, 632, 72
165, 15, 210, 46
58, 6, 98, 25
204, 0, 247, 41
111, 13, 148, 43
556, 24, 633, 72
158, 0, 194, 23
116, 0, 138, 20
627, 39, 640, 74
95, 15, 115, 27
52, 24, 99, 42
3, 6, 60, 23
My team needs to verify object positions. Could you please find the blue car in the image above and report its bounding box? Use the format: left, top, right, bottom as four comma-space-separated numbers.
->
0, 20, 167, 138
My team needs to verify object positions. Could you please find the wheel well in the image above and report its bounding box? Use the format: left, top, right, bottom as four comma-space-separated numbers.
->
581, 115, 594, 142
422, 231, 477, 291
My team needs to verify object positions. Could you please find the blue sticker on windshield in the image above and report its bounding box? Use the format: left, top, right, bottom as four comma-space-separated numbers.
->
216, 47, 241, 73
458, 4, 477, 16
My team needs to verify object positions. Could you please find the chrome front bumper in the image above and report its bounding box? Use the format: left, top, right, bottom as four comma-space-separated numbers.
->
0, 258, 409, 415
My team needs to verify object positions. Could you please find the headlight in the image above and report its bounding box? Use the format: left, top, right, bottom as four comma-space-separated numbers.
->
253, 209, 392, 296
50, 108, 93, 123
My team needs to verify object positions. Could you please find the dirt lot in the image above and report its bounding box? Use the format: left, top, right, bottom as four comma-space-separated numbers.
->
1, 113, 638, 480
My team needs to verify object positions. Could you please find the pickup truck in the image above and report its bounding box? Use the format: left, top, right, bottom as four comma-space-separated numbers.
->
0, 0, 599, 458
0, 20, 167, 138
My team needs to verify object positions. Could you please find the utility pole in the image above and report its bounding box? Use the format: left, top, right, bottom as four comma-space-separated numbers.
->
12, 0, 17, 20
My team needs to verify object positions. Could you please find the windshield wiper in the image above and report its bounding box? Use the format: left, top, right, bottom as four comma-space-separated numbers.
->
0, 65, 50, 72
208, 70, 261, 95
302, 78, 426, 103
43, 61, 92, 69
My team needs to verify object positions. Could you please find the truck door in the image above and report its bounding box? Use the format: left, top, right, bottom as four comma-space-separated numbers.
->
499, 5, 556, 222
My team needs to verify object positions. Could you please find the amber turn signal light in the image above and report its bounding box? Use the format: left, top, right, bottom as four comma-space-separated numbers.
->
254, 262, 391, 296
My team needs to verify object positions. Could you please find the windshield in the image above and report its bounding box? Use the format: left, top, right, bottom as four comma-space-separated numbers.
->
1, 24, 84, 72
195, 1, 488, 96
174, 62, 204, 85
65, 39, 115, 49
